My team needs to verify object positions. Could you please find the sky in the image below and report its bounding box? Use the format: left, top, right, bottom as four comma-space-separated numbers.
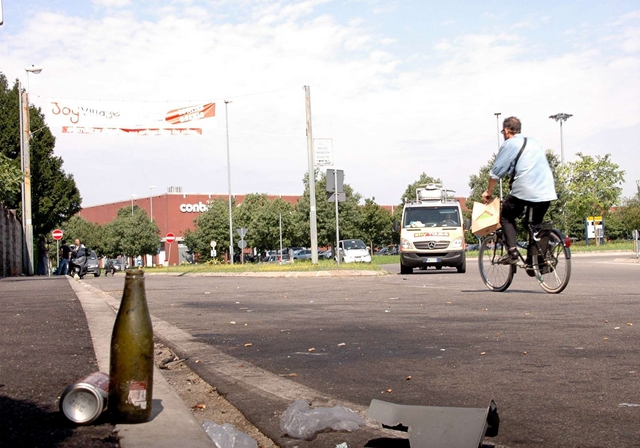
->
1, 0, 639, 208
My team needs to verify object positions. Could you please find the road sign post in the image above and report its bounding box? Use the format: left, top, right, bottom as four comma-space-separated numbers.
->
166, 233, 176, 267
52, 229, 63, 274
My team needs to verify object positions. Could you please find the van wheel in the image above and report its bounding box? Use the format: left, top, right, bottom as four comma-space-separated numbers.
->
456, 258, 467, 273
400, 263, 412, 275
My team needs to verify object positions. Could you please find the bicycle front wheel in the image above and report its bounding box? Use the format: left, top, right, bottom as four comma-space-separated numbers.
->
532, 229, 571, 294
478, 233, 515, 292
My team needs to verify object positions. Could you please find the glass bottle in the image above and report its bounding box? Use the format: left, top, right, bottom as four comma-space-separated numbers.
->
109, 269, 154, 423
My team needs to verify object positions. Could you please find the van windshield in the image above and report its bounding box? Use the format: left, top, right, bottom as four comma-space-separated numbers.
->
404, 207, 460, 228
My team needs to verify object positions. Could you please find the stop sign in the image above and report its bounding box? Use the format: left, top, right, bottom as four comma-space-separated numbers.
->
166, 233, 176, 244
52, 229, 63, 241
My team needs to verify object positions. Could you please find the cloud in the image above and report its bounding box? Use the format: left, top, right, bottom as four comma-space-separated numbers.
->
2, 1, 639, 206
93, 0, 131, 7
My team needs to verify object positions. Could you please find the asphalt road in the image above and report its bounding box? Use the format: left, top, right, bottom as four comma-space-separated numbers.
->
85, 254, 640, 448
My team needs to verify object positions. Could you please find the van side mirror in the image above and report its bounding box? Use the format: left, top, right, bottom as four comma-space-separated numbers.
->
464, 218, 471, 230
393, 221, 401, 232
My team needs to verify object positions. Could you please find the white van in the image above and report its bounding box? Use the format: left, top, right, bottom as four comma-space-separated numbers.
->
394, 184, 468, 274
337, 239, 372, 263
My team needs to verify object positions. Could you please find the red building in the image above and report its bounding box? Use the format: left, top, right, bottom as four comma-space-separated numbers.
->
78, 189, 301, 265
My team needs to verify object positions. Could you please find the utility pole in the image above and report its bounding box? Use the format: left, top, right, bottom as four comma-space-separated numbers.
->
225, 100, 234, 264
549, 113, 573, 163
304, 86, 319, 264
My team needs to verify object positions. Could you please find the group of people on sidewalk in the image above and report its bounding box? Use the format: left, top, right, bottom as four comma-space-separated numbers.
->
36, 237, 83, 276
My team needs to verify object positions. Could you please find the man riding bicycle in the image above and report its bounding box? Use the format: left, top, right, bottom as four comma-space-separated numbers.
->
481, 116, 557, 265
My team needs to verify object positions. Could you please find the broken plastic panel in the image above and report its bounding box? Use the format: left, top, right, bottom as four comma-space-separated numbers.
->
367, 399, 499, 448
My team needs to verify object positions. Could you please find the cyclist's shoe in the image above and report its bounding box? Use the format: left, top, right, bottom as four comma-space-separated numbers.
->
498, 250, 518, 265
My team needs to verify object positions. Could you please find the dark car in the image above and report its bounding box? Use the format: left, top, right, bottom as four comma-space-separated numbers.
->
86, 250, 101, 277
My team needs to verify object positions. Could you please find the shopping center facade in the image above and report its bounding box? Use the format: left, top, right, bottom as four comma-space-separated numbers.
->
78, 188, 302, 265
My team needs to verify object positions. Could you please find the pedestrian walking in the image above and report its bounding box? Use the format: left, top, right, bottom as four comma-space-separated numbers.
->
57, 240, 71, 275
37, 235, 49, 275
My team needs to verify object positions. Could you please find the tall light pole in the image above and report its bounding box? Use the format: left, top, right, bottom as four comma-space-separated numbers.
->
549, 113, 572, 163
304, 86, 319, 264
494, 112, 503, 199
131, 194, 136, 216
224, 100, 234, 264
149, 185, 156, 221
19, 65, 43, 275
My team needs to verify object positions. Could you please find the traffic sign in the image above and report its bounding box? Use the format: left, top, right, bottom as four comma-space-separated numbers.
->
237, 240, 247, 249
236, 228, 248, 238
210, 240, 217, 248
166, 233, 176, 243
52, 229, 63, 241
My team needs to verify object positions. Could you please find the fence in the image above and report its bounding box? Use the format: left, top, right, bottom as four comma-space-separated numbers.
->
0, 202, 23, 277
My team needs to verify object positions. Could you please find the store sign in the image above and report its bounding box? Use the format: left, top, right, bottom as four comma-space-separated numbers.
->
179, 202, 209, 213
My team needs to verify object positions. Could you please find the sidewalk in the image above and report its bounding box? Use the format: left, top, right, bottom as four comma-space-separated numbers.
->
0, 276, 214, 448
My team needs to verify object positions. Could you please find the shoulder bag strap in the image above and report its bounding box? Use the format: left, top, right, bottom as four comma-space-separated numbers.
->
509, 137, 528, 188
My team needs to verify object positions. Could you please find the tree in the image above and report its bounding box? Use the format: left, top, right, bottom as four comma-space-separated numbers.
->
559, 152, 625, 239
610, 195, 640, 239
0, 153, 22, 205
0, 73, 82, 236
183, 198, 235, 261
61, 215, 105, 253
235, 195, 296, 255
294, 171, 362, 248
360, 198, 394, 250
105, 206, 160, 259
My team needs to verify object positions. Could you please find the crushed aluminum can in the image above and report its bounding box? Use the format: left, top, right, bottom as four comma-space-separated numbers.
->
59, 371, 109, 424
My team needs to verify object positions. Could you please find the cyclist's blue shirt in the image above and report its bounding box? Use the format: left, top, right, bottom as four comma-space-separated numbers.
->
489, 134, 557, 202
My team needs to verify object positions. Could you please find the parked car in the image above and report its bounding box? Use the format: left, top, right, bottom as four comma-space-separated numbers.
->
293, 249, 313, 260
318, 249, 333, 259
264, 253, 291, 263
86, 250, 101, 277
336, 239, 371, 263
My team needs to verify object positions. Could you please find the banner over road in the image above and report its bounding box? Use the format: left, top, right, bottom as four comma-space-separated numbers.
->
46, 99, 216, 135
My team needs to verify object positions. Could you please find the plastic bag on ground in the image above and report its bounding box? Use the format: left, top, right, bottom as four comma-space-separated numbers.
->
202, 421, 257, 448
280, 399, 366, 440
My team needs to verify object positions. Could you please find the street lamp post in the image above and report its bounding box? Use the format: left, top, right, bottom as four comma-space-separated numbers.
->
549, 113, 573, 163
224, 100, 234, 265
19, 65, 43, 275
149, 185, 156, 221
131, 194, 136, 216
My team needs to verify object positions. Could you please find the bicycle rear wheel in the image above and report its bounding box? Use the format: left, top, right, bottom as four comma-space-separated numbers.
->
478, 233, 515, 292
531, 229, 571, 294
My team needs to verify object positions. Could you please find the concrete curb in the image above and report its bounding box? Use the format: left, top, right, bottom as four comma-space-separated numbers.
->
67, 277, 215, 448
142, 269, 388, 277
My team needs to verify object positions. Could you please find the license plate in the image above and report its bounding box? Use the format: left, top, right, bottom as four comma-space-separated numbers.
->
425, 257, 440, 263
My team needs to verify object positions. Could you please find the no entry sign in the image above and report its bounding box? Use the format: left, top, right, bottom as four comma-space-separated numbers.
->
166, 233, 176, 244
52, 229, 63, 241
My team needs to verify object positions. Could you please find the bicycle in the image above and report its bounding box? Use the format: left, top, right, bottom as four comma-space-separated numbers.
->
478, 207, 572, 294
